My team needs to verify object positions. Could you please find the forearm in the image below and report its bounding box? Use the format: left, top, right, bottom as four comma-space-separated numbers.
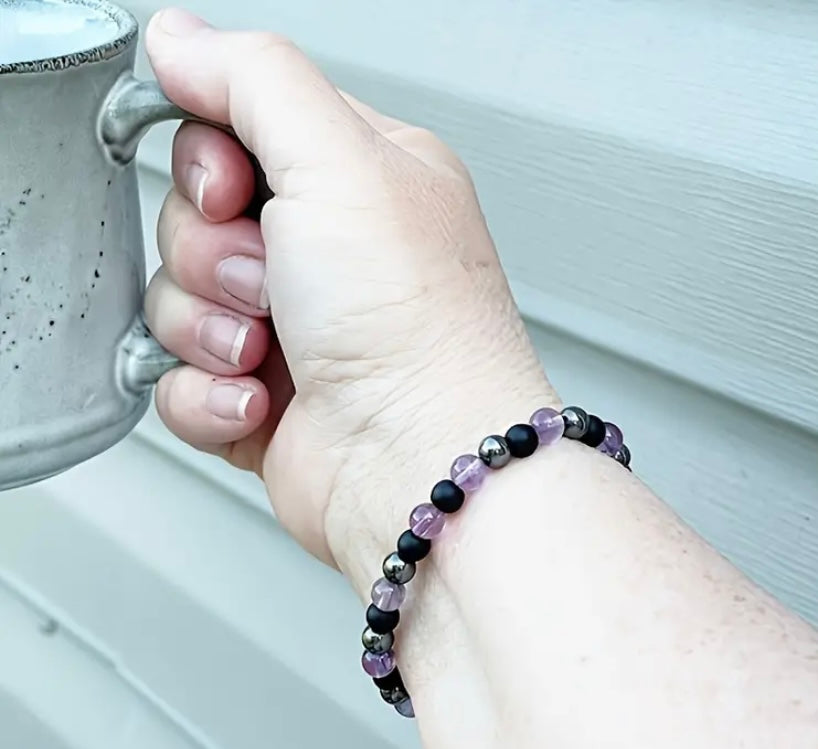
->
330, 390, 818, 748
139, 12, 816, 743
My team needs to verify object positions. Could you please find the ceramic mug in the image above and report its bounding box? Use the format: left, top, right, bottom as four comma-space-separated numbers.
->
0, 0, 264, 490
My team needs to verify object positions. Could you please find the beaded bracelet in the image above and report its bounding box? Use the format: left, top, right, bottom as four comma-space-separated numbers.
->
359, 405, 632, 719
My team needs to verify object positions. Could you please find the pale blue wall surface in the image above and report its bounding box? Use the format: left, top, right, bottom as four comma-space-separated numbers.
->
1, 0, 816, 746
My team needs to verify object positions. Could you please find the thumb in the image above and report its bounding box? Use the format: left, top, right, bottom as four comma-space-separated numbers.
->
145, 9, 380, 192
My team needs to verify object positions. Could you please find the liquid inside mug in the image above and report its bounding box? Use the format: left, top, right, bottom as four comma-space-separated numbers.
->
0, 0, 266, 490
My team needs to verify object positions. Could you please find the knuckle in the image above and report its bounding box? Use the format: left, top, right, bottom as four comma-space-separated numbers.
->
157, 190, 180, 248
153, 374, 172, 422
170, 119, 198, 149
244, 31, 302, 65
158, 369, 195, 426
156, 190, 191, 273
156, 189, 174, 229
392, 126, 470, 180
143, 266, 168, 319
405, 125, 441, 146
417, 132, 469, 176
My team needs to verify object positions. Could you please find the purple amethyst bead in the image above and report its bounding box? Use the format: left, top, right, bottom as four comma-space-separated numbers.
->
529, 407, 564, 446
450, 454, 487, 492
362, 649, 396, 678
371, 578, 406, 612
600, 422, 624, 455
409, 503, 446, 539
395, 698, 415, 718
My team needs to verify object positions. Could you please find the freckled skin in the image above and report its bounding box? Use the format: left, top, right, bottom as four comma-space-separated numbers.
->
133, 11, 818, 746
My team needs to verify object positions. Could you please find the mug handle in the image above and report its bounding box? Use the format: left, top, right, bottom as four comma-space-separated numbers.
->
98, 74, 272, 394
98, 72, 272, 206
98, 72, 196, 164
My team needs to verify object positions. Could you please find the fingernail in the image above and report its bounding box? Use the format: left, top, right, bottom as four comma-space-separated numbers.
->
157, 8, 209, 36
186, 163, 208, 215
199, 315, 250, 366
218, 256, 269, 309
206, 384, 254, 421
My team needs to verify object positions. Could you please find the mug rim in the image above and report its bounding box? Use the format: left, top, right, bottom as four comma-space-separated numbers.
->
0, 0, 138, 75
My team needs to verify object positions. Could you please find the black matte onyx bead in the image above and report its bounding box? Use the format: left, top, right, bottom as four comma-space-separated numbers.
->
380, 686, 409, 705
366, 604, 400, 634
580, 414, 606, 448
397, 529, 432, 563
504, 423, 539, 458
430, 479, 465, 513
373, 667, 404, 691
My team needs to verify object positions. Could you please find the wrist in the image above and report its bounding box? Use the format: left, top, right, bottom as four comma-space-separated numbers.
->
325, 366, 562, 739
324, 361, 559, 598
329, 365, 640, 736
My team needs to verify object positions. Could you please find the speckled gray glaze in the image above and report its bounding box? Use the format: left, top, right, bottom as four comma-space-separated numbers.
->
0, 0, 187, 490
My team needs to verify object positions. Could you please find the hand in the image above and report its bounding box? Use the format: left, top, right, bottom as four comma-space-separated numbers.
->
144, 8, 555, 573
143, 14, 818, 746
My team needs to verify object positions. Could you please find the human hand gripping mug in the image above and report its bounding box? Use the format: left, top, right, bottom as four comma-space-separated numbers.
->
0, 0, 262, 490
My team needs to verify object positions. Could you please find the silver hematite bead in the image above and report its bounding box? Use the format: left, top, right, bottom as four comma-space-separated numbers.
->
478, 435, 512, 469
362, 627, 395, 654
380, 686, 409, 705
561, 406, 589, 440
613, 444, 631, 468
383, 552, 416, 585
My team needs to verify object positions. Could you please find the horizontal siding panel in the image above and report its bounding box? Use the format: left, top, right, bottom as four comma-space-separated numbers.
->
0, 579, 205, 749
4, 3, 816, 746
132, 0, 818, 434
128, 0, 818, 180
0, 442, 416, 749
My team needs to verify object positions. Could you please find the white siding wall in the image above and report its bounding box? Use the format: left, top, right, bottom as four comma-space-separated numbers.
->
2, 1, 816, 746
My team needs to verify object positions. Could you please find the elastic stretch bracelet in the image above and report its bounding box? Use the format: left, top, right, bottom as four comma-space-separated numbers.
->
359, 406, 632, 719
